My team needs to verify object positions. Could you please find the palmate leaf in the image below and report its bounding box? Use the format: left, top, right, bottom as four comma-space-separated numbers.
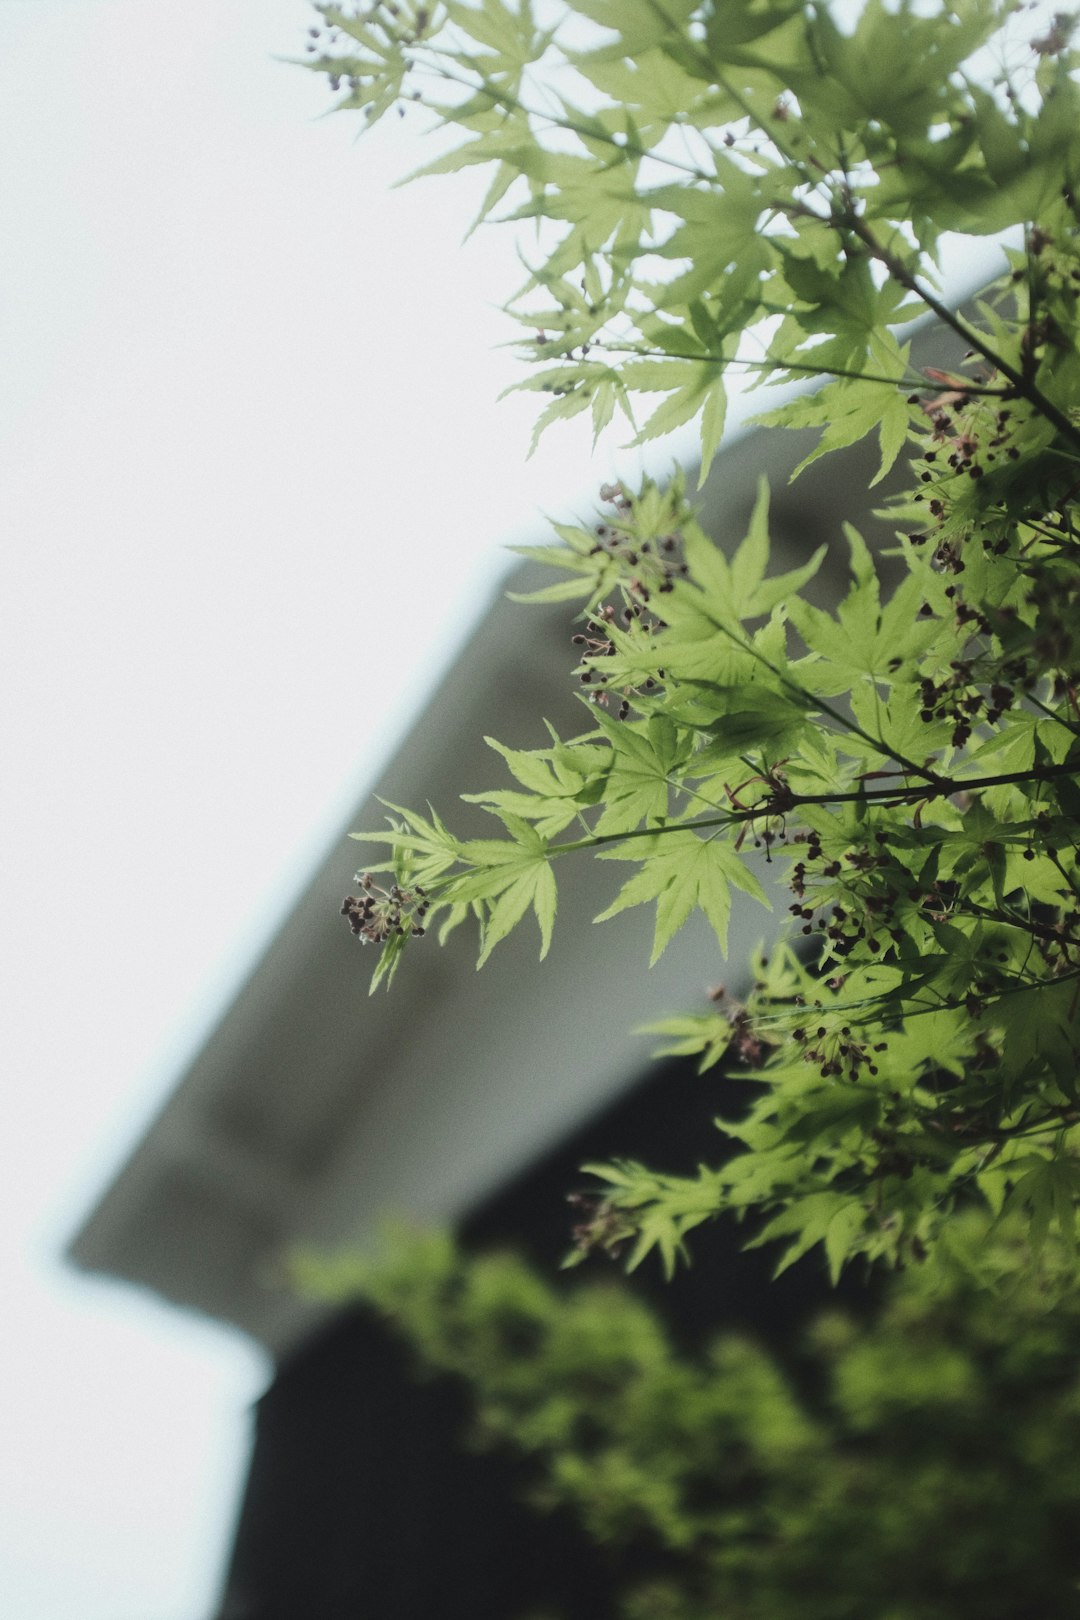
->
462, 731, 608, 836
755, 342, 915, 485
367, 924, 412, 994
641, 1011, 734, 1072
565, 0, 700, 56
679, 477, 827, 624
749, 1192, 870, 1285
991, 1151, 1080, 1256
509, 518, 626, 605
596, 829, 769, 964
588, 711, 692, 835
620, 358, 728, 483
351, 800, 463, 879
578, 1159, 727, 1277
687, 688, 814, 774
476, 858, 557, 965
571, 43, 732, 132
788, 0, 1005, 138
773, 249, 918, 361
443, 0, 551, 68
641, 167, 774, 333
448, 814, 558, 963
512, 156, 651, 258
785, 525, 887, 678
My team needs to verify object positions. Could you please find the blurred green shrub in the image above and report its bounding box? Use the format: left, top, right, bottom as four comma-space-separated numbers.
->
295, 1219, 1080, 1618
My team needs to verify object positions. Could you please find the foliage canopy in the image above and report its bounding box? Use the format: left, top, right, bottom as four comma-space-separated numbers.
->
310, 0, 1080, 1288
299, 1220, 1080, 1619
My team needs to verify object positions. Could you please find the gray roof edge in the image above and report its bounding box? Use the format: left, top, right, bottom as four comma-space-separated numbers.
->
67, 319, 965, 1356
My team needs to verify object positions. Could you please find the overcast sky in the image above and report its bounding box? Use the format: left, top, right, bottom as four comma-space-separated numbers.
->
0, 2, 643, 1615
1, 3, 1016, 1615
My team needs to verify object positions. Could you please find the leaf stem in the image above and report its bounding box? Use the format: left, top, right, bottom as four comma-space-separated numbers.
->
842, 213, 1080, 453
547, 762, 1079, 858
409, 48, 712, 181
587, 343, 999, 394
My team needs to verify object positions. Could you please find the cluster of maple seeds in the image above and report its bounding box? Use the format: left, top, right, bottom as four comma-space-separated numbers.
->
572, 486, 686, 718
908, 375, 1080, 696
907, 395, 1028, 574
588, 483, 689, 603
905, 384, 1077, 738
573, 602, 665, 721
724, 1004, 770, 1068
1040, 926, 1080, 974
917, 660, 1019, 747
341, 873, 429, 944
788, 828, 905, 961
705, 984, 773, 1068
306, 4, 432, 108
912, 400, 1022, 490
304, 15, 367, 100
565, 1191, 634, 1264
790, 1019, 885, 1082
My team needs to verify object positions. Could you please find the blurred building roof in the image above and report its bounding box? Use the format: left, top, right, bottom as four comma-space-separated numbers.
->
67, 415, 907, 1360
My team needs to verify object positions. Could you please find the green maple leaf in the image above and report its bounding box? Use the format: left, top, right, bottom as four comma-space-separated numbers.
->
596, 829, 768, 963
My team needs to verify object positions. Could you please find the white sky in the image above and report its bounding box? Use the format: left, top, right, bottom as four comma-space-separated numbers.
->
0, 2, 1014, 1615
0, 2, 643, 1616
